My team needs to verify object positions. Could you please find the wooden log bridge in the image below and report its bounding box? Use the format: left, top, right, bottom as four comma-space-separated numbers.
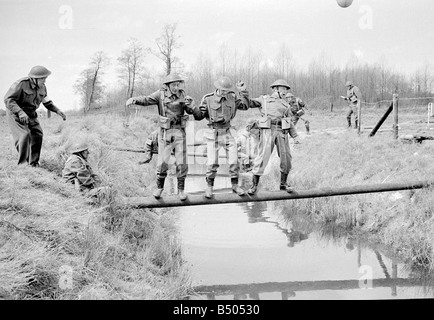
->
122, 180, 433, 209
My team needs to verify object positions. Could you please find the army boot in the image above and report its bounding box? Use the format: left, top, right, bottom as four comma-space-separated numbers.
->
177, 178, 187, 201
153, 177, 165, 199
231, 178, 246, 196
347, 118, 352, 128
205, 178, 214, 199
280, 173, 295, 193
247, 175, 260, 195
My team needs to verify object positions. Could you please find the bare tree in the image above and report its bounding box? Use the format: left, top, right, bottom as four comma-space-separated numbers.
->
118, 38, 147, 98
74, 51, 109, 113
153, 23, 182, 75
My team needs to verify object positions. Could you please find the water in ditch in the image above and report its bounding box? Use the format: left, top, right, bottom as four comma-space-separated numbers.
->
176, 174, 434, 300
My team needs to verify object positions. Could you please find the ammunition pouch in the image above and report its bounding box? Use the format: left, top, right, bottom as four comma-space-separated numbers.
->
158, 116, 171, 129
349, 95, 358, 103
281, 117, 292, 130
257, 116, 271, 129
180, 115, 189, 128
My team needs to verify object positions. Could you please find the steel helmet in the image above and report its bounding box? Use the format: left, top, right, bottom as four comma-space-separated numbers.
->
162, 73, 184, 85
345, 80, 354, 87
270, 79, 291, 89
28, 65, 51, 78
71, 142, 89, 154
214, 76, 235, 92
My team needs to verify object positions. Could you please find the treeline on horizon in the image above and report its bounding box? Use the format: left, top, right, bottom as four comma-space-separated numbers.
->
73, 24, 433, 113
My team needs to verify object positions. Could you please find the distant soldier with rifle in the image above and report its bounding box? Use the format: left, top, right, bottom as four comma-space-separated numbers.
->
286, 93, 310, 135
126, 73, 199, 201
340, 80, 361, 129
194, 76, 250, 199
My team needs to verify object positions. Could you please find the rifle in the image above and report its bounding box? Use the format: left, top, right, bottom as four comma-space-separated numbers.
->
399, 134, 434, 144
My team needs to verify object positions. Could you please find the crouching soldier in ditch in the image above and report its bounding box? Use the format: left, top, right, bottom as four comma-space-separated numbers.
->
138, 129, 159, 165
138, 129, 175, 165
126, 73, 200, 201
62, 143, 108, 199
242, 79, 301, 195
194, 76, 250, 199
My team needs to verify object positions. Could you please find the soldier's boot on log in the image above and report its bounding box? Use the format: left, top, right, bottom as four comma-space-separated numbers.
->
153, 177, 165, 199
280, 173, 295, 193
247, 175, 260, 195
231, 178, 246, 196
178, 178, 187, 201
205, 178, 214, 199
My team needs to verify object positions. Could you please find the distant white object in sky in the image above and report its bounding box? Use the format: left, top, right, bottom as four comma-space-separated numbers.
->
336, 0, 353, 8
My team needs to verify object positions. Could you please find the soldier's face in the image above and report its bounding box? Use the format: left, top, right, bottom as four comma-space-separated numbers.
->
168, 81, 182, 94
37, 77, 47, 86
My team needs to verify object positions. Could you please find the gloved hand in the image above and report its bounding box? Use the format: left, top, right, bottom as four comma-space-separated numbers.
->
199, 105, 207, 114
126, 98, 136, 106
236, 80, 246, 92
185, 95, 194, 106
18, 111, 29, 125
57, 110, 67, 121
138, 154, 152, 165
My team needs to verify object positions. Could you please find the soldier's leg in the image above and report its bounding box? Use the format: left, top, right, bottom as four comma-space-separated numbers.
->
249, 129, 273, 194
353, 105, 359, 129
7, 110, 31, 165
154, 129, 173, 198
204, 130, 219, 198
346, 108, 353, 128
276, 130, 295, 193
173, 128, 188, 201
226, 129, 245, 196
28, 118, 43, 166
303, 118, 310, 134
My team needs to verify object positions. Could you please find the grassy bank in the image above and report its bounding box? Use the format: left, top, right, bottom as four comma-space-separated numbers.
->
1, 102, 434, 300
0, 113, 192, 299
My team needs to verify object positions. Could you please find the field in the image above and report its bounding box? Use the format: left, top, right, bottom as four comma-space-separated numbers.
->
1, 101, 434, 299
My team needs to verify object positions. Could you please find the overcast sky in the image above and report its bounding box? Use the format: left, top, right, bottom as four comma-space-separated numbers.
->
1, 0, 433, 111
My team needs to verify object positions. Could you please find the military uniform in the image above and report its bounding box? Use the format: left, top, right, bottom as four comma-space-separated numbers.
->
62, 154, 100, 191
196, 89, 249, 193
345, 84, 362, 128
248, 92, 298, 177
236, 127, 259, 172
131, 88, 198, 194
4, 77, 62, 165
289, 96, 310, 134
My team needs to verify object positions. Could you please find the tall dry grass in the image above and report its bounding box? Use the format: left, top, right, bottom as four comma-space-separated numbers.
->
0, 113, 192, 300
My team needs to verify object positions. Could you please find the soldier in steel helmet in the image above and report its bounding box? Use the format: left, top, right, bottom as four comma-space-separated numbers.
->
125, 73, 200, 201
241, 79, 301, 195
193, 76, 250, 199
286, 93, 310, 135
62, 142, 106, 198
340, 80, 362, 129
4, 65, 67, 166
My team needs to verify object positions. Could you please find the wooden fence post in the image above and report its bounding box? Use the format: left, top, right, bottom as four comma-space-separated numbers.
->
393, 94, 399, 139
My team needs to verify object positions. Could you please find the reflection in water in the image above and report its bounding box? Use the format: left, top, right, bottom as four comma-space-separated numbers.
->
180, 176, 434, 300
238, 201, 310, 248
